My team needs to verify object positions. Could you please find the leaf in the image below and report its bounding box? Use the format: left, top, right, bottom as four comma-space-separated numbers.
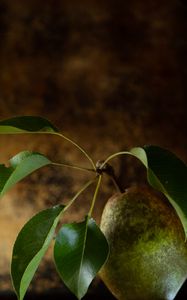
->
0, 151, 51, 197
130, 145, 187, 238
0, 116, 59, 134
11, 205, 65, 300
54, 216, 109, 299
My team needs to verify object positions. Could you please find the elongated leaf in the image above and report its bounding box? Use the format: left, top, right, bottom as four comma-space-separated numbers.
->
0, 151, 51, 197
0, 116, 59, 134
54, 216, 109, 299
11, 205, 65, 300
130, 145, 187, 238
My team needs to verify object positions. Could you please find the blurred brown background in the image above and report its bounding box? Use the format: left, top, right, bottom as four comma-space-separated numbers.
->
0, 0, 187, 299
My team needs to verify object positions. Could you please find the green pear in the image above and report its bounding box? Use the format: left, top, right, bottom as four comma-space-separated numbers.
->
99, 186, 187, 300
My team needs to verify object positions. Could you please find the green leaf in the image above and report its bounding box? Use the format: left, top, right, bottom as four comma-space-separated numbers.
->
0, 151, 51, 197
54, 216, 109, 299
0, 116, 59, 134
11, 205, 64, 300
130, 145, 187, 238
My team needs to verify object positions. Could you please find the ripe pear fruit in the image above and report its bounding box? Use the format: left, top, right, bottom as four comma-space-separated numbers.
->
99, 186, 187, 300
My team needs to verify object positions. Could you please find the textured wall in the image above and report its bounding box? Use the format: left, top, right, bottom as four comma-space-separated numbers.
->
0, 0, 187, 297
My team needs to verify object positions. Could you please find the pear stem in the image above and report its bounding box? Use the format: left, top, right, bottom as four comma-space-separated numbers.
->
96, 160, 124, 193
110, 174, 124, 193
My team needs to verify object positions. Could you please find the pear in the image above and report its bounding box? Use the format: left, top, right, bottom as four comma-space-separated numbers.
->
99, 186, 187, 300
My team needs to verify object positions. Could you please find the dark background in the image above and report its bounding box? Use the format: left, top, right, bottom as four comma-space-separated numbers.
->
0, 0, 187, 299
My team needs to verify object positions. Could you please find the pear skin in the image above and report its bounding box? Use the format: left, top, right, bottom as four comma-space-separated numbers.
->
100, 186, 187, 300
